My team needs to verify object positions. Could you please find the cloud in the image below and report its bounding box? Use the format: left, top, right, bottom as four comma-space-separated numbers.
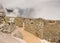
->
0, 0, 60, 20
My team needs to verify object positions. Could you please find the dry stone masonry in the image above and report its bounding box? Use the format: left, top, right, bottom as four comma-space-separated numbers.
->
0, 5, 23, 39
0, 5, 16, 34
23, 18, 60, 43
15, 17, 60, 43
24, 18, 44, 39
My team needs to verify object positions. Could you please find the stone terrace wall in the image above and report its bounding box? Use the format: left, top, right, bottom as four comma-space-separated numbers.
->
43, 20, 60, 42
23, 18, 60, 43
14, 17, 23, 27
24, 18, 45, 39
14, 17, 60, 43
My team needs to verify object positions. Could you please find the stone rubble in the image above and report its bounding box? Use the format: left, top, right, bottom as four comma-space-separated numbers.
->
0, 5, 23, 39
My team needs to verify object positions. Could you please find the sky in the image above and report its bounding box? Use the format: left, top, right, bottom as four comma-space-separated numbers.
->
0, 0, 60, 20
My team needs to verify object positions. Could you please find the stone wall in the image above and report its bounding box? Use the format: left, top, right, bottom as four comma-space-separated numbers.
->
24, 18, 44, 39
22, 18, 60, 43
14, 17, 23, 27
14, 17, 60, 43
0, 6, 16, 34
43, 20, 60, 42
0, 5, 23, 39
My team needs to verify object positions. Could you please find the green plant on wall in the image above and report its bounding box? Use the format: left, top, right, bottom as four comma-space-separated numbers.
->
5, 17, 10, 22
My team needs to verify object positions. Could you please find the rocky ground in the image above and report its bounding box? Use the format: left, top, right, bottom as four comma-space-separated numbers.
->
0, 32, 26, 43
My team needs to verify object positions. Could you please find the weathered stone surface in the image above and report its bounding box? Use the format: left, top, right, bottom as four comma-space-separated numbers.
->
43, 20, 60, 42
10, 16, 60, 43
0, 8, 16, 33
18, 18, 60, 43
0, 5, 23, 39
12, 31, 23, 39
0, 32, 26, 43
1, 22, 16, 33
24, 18, 44, 39
14, 17, 23, 27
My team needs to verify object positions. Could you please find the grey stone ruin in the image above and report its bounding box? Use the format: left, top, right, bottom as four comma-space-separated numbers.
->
0, 4, 16, 34
0, 4, 23, 39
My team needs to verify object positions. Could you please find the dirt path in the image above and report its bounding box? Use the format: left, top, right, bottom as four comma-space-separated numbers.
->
18, 27, 41, 43
7, 26, 50, 43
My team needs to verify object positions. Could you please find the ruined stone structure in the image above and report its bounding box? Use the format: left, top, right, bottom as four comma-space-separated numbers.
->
0, 7, 59, 42
0, 4, 60, 43
24, 18, 44, 39
15, 17, 60, 43
23, 18, 60, 43
0, 5, 6, 31
0, 5, 16, 34
0, 5, 23, 39
15, 17, 23, 27
0, 5, 24, 40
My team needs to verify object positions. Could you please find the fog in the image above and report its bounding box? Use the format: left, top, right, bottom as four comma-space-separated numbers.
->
0, 0, 60, 20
